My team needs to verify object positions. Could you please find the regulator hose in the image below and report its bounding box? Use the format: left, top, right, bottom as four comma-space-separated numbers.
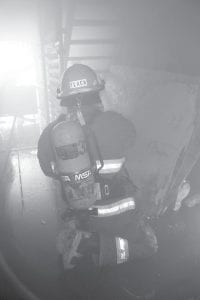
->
0, 252, 40, 300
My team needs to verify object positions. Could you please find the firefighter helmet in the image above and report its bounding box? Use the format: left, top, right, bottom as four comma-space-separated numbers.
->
57, 64, 105, 100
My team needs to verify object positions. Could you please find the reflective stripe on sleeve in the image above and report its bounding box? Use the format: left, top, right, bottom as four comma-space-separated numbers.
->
96, 158, 125, 174
93, 197, 135, 217
115, 237, 129, 264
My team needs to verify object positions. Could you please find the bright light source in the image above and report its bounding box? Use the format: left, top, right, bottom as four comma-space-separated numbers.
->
0, 41, 36, 86
16, 67, 36, 86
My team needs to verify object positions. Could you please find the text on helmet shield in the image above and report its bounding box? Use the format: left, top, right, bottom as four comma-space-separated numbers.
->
69, 79, 87, 89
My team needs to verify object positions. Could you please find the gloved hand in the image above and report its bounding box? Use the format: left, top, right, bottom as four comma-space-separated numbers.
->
56, 220, 99, 270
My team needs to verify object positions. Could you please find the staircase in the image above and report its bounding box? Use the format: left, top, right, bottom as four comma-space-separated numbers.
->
43, 0, 122, 121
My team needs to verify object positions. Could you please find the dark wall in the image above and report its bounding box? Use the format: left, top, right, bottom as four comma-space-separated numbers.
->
119, 0, 200, 75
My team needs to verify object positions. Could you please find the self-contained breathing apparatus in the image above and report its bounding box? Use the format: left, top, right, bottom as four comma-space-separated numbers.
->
51, 116, 136, 214
51, 120, 97, 210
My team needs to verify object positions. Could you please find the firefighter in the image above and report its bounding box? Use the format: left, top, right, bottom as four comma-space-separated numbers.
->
37, 64, 158, 270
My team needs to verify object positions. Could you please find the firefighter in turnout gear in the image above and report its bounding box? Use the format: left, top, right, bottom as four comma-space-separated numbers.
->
37, 64, 158, 270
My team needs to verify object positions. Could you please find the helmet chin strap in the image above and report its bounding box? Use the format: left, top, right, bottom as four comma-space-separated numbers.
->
76, 102, 86, 126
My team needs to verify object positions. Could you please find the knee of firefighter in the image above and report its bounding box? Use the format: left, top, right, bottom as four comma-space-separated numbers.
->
144, 225, 158, 255
131, 232, 158, 259
127, 226, 158, 259
138, 221, 158, 253
130, 242, 156, 259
